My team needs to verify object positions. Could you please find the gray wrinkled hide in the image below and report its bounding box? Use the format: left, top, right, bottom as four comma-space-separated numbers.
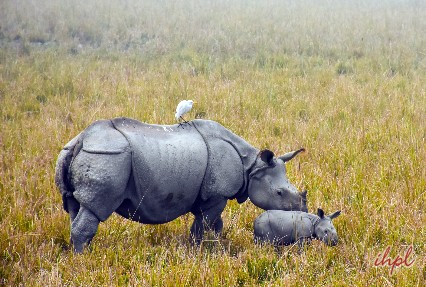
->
254, 209, 341, 247
55, 117, 307, 252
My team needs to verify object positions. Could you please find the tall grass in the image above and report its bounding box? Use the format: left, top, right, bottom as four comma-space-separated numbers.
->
1, 0, 425, 286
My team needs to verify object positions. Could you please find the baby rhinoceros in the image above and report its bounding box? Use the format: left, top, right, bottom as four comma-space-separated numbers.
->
254, 209, 341, 247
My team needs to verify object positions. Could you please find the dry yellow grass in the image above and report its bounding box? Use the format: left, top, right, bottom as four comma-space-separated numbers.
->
1, 0, 425, 286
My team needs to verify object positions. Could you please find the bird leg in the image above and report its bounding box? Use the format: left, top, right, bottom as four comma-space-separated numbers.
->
180, 116, 192, 127
180, 116, 189, 123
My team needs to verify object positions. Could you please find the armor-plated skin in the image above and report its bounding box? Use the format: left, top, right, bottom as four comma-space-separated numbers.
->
55, 117, 308, 252
254, 209, 341, 247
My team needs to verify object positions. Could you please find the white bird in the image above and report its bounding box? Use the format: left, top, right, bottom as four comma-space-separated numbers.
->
175, 100, 194, 124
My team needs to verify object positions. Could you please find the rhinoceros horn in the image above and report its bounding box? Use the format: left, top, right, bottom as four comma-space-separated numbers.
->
278, 148, 305, 163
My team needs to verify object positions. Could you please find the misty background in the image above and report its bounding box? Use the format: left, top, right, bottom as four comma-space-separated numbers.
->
1, 0, 425, 74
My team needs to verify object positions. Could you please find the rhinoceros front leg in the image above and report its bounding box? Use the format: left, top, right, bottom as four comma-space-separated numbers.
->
296, 237, 313, 253
190, 198, 227, 244
71, 206, 100, 253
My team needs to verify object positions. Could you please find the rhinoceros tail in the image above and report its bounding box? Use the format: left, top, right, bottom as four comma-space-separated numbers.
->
55, 135, 83, 213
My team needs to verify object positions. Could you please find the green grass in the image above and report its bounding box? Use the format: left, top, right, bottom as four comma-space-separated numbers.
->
1, 0, 425, 286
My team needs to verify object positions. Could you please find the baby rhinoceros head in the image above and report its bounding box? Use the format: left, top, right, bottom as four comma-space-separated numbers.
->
314, 208, 341, 246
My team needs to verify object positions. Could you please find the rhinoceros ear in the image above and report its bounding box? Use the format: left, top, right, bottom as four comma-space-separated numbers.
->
300, 189, 307, 198
317, 208, 325, 218
259, 149, 275, 165
279, 148, 305, 163
329, 210, 341, 220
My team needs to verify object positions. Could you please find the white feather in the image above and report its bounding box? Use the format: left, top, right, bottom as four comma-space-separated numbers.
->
175, 100, 194, 121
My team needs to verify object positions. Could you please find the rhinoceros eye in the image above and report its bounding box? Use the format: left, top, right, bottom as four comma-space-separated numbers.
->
277, 190, 282, 196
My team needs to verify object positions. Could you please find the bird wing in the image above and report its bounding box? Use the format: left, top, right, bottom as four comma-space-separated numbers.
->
176, 101, 192, 116
176, 101, 183, 114
181, 103, 192, 115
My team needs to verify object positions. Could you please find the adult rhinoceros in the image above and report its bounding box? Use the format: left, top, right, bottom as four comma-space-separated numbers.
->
55, 117, 307, 252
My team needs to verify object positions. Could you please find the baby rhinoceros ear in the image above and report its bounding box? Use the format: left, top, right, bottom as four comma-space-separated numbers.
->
328, 210, 341, 220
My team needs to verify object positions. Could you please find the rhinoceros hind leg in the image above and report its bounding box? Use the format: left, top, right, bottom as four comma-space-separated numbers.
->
66, 195, 80, 223
71, 206, 100, 253
66, 196, 81, 249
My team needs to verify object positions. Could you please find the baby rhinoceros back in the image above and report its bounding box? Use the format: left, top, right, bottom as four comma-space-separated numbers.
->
254, 209, 341, 247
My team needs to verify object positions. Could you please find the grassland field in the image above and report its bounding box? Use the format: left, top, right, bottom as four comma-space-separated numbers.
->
0, 0, 425, 286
